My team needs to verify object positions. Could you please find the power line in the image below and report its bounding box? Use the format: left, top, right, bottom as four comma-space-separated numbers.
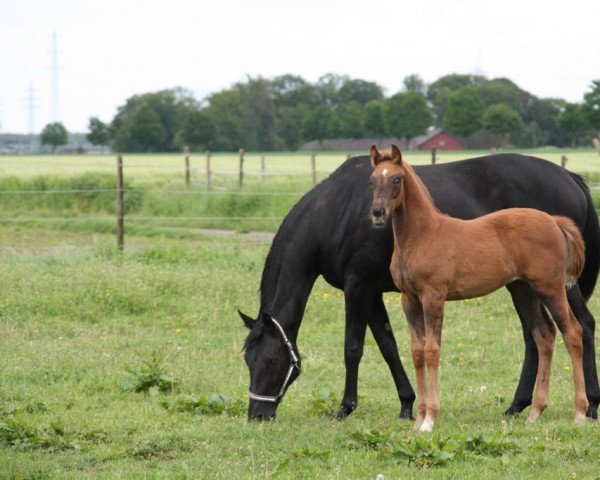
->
51, 29, 60, 122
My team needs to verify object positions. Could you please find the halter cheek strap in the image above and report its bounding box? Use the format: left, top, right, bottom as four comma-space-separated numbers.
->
247, 317, 301, 403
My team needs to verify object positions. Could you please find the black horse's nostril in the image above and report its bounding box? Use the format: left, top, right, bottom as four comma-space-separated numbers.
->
372, 208, 384, 218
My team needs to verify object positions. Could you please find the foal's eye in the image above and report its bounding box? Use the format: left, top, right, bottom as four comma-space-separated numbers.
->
393, 177, 401, 184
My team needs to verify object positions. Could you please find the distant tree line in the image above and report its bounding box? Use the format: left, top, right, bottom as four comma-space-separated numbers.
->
81, 74, 600, 152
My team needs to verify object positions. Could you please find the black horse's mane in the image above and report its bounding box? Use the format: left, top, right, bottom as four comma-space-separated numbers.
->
258, 158, 362, 314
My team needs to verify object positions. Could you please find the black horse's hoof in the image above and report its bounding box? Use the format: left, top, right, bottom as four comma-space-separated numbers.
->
586, 404, 598, 420
504, 401, 530, 417
399, 406, 414, 420
335, 404, 355, 420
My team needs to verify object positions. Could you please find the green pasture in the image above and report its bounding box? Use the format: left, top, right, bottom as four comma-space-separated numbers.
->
1, 148, 600, 235
1, 227, 600, 479
2, 149, 600, 478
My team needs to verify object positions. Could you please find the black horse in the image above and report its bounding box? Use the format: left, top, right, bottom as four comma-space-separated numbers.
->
240, 153, 600, 421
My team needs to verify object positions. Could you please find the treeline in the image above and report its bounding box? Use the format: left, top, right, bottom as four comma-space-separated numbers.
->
85, 74, 600, 152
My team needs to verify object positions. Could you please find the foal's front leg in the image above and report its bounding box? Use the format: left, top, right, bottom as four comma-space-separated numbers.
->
401, 294, 426, 430
419, 289, 446, 432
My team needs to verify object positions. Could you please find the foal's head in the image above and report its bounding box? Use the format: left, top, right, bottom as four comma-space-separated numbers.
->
369, 144, 406, 227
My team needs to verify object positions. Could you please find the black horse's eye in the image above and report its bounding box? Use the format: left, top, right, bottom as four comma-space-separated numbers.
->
266, 357, 277, 367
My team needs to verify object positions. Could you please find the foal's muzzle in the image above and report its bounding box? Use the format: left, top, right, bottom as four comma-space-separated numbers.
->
371, 207, 387, 227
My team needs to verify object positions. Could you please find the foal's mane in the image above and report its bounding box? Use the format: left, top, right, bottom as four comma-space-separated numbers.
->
379, 152, 438, 211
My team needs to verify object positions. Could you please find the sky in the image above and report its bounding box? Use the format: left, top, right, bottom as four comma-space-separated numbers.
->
1, 0, 599, 134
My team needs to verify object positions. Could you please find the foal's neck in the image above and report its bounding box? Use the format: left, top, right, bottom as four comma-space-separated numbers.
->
392, 163, 440, 244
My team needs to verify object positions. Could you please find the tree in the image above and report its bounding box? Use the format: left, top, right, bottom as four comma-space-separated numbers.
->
384, 91, 433, 139
333, 102, 363, 138
482, 104, 523, 146
127, 102, 167, 152
557, 103, 587, 147
442, 87, 484, 137
176, 110, 217, 150
427, 74, 486, 125
336, 79, 384, 106
41, 122, 68, 153
403, 74, 426, 95
110, 88, 197, 152
582, 80, 600, 132
315, 73, 349, 105
87, 117, 110, 149
204, 89, 243, 151
302, 104, 334, 143
362, 100, 387, 137
475, 78, 531, 116
238, 77, 278, 151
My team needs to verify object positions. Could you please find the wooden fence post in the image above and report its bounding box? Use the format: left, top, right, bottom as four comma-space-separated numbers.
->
116, 154, 124, 251
431, 147, 437, 165
261, 155, 266, 183
561, 155, 568, 168
205, 150, 211, 190
311, 154, 317, 185
239, 148, 245, 187
184, 146, 190, 188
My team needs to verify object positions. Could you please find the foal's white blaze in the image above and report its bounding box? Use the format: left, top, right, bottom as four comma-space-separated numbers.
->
381, 168, 388, 177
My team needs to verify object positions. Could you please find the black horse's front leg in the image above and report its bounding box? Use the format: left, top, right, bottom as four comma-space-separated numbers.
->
336, 286, 368, 420
368, 295, 415, 419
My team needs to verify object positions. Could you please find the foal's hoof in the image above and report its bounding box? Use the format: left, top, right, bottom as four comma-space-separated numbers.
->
418, 420, 434, 433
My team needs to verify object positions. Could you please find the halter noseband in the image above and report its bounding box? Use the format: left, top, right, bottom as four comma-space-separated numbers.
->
247, 316, 301, 403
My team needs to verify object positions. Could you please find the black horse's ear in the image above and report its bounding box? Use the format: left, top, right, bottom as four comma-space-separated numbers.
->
238, 310, 255, 329
260, 311, 275, 330
390, 144, 403, 165
370, 145, 383, 168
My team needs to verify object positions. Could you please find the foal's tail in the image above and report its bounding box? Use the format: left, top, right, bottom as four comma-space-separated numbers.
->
553, 216, 586, 287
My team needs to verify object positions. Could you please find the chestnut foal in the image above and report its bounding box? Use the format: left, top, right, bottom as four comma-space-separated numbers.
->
369, 144, 588, 432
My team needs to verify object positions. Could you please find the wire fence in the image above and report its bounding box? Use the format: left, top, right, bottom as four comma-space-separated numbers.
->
2, 151, 599, 249
0, 152, 345, 246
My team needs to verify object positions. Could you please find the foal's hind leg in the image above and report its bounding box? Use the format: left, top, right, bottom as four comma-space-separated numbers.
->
526, 311, 556, 423
539, 288, 588, 423
567, 286, 600, 419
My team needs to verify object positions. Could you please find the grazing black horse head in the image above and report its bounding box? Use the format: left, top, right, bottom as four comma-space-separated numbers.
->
240, 310, 301, 421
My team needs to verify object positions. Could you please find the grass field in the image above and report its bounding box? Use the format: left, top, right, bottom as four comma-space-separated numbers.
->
1, 149, 600, 478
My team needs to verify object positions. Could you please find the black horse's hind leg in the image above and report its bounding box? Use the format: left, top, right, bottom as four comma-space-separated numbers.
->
568, 286, 600, 419
336, 284, 369, 420
505, 282, 541, 416
367, 296, 415, 419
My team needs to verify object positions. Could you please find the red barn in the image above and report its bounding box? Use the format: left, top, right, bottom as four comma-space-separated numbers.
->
417, 130, 465, 151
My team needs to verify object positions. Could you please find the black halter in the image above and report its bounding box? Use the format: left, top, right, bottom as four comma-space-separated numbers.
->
247, 316, 301, 403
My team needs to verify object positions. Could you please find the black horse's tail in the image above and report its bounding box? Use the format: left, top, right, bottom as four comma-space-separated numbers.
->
567, 171, 600, 301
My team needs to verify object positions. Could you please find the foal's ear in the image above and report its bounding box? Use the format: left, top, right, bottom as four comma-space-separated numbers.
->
238, 310, 255, 329
370, 145, 383, 168
390, 144, 403, 165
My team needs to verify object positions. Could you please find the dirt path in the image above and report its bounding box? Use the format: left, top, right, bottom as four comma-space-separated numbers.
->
194, 228, 275, 243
